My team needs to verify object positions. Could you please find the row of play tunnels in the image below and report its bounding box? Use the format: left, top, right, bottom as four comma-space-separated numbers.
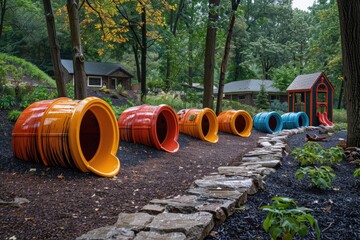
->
12, 97, 313, 178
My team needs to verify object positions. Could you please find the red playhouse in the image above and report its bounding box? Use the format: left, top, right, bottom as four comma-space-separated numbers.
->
286, 72, 334, 127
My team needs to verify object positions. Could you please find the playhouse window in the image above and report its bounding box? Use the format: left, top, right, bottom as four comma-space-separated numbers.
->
317, 92, 326, 102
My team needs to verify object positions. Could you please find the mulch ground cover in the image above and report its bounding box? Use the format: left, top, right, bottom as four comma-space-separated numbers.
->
208, 130, 360, 240
0, 108, 264, 240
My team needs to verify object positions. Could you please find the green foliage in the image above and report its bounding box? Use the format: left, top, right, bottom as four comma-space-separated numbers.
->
261, 196, 320, 240
0, 95, 16, 110
8, 110, 22, 122
3, 83, 16, 96
291, 142, 344, 166
145, 93, 201, 112
272, 66, 298, 91
333, 122, 347, 131
295, 166, 336, 190
255, 84, 269, 110
270, 100, 288, 114
333, 108, 347, 123
354, 168, 360, 178
102, 97, 132, 119
221, 100, 260, 116
20, 86, 57, 109
66, 83, 75, 99
0, 54, 55, 87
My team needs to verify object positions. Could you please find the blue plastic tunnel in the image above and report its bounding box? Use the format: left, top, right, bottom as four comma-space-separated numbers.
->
253, 111, 283, 133
281, 112, 309, 129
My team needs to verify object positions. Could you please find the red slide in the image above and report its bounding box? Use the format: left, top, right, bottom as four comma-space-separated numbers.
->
318, 112, 334, 127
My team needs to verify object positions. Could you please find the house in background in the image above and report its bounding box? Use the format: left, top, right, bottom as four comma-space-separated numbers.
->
61, 59, 133, 90
215, 79, 287, 105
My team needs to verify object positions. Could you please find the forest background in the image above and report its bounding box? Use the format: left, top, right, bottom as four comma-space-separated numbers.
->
0, 0, 344, 108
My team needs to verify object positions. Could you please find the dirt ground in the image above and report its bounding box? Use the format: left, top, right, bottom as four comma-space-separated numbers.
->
208, 130, 360, 240
0, 108, 265, 240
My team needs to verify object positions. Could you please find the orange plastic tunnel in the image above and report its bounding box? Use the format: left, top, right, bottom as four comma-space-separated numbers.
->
12, 97, 120, 177
118, 104, 179, 153
218, 110, 253, 137
177, 108, 218, 143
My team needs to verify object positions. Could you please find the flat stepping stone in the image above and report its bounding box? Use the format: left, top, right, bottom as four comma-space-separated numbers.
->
149, 195, 236, 223
116, 213, 154, 231
187, 187, 248, 205
134, 231, 186, 240
147, 212, 214, 240
240, 160, 281, 168
76, 226, 135, 240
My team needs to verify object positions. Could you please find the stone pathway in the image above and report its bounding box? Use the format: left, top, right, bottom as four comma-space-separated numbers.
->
77, 127, 317, 240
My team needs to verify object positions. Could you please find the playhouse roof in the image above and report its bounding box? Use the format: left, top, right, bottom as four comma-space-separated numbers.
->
286, 72, 330, 91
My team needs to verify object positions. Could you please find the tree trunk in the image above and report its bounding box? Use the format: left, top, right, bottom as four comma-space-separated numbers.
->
337, 0, 360, 147
0, 0, 6, 40
43, 0, 67, 97
67, 0, 87, 99
140, 8, 147, 102
132, 44, 141, 83
216, 0, 239, 115
203, 0, 220, 109
337, 79, 344, 109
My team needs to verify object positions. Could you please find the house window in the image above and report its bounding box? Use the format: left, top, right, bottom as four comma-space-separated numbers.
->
88, 76, 102, 87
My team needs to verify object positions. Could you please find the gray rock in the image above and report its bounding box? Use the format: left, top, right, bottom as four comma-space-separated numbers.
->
187, 187, 248, 205
134, 231, 186, 240
140, 204, 165, 215
76, 226, 135, 240
115, 213, 154, 232
240, 160, 281, 168
147, 212, 214, 240
150, 195, 236, 223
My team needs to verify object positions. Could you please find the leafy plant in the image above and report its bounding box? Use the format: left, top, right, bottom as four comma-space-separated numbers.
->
8, 110, 22, 122
261, 196, 320, 240
20, 86, 57, 108
354, 168, 360, 178
295, 166, 336, 190
291, 141, 344, 166
0, 95, 16, 110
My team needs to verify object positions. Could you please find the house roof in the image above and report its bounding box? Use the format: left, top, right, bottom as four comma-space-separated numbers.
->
215, 80, 283, 94
286, 72, 323, 91
61, 59, 133, 77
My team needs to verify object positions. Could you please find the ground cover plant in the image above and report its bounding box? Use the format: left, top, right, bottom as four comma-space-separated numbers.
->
261, 196, 320, 240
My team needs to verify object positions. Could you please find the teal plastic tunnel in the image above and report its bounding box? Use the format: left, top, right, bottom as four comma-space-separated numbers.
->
253, 111, 283, 133
281, 112, 309, 129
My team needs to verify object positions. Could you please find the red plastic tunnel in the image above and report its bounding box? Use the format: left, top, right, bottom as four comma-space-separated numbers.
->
118, 104, 179, 153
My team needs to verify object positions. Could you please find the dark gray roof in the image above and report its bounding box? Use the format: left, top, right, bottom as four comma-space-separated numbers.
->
61, 59, 133, 77
286, 72, 322, 91
215, 79, 283, 94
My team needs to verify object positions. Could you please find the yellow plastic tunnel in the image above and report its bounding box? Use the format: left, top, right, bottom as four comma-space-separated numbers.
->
217, 110, 253, 137
118, 104, 179, 153
177, 108, 218, 143
12, 97, 120, 177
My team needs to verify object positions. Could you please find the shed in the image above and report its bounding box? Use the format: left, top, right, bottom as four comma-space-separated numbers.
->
286, 72, 334, 126
61, 59, 133, 90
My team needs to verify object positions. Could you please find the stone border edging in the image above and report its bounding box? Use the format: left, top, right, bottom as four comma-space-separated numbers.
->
77, 126, 318, 240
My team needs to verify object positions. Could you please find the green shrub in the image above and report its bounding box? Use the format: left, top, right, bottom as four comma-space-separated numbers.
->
20, 86, 57, 109
3, 83, 16, 96
8, 110, 22, 122
66, 83, 74, 99
295, 166, 336, 190
333, 122, 347, 131
292, 142, 344, 166
332, 108, 347, 124
261, 196, 320, 240
221, 100, 260, 116
270, 99, 288, 113
354, 168, 360, 178
0, 95, 16, 110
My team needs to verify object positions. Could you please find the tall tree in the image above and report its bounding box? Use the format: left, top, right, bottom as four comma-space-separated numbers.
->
337, 0, 360, 147
67, 0, 86, 99
0, 0, 7, 39
216, 0, 240, 115
43, 0, 67, 97
203, 0, 220, 109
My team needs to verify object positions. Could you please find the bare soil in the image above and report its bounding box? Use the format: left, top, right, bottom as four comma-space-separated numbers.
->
0, 107, 264, 240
